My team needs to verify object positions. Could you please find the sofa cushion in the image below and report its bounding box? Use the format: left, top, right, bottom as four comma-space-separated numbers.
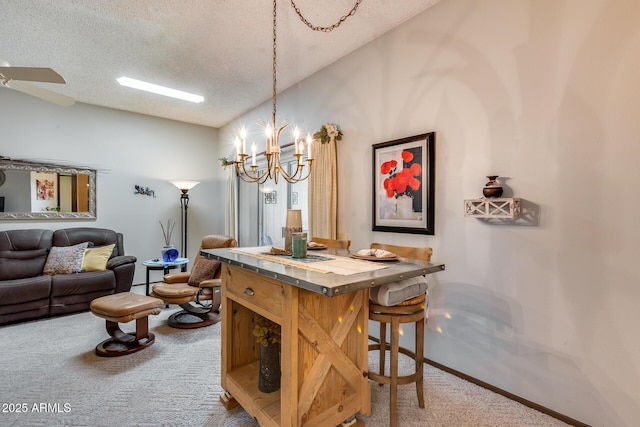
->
0, 229, 53, 281
50, 271, 116, 316
50, 271, 115, 296
43, 242, 90, 275
188, 258, 221, 286
82, 244, 116, 272
0, 275, 52, 305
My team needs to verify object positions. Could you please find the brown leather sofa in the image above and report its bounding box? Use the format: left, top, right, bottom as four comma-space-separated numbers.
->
0, 227, 137, 325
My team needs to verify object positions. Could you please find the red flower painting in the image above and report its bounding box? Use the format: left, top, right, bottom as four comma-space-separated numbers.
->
373, 132, 434, 234
380, 151, 422, 199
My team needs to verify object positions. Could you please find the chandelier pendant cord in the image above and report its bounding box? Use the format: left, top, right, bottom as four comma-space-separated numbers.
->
272, 0, 278, 125
290, 0, 364, 33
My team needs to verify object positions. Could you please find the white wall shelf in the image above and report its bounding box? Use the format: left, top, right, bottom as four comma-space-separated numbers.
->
464, 198, 521, 219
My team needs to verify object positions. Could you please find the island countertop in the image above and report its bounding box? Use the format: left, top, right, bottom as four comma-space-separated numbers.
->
200, 247, 445, 297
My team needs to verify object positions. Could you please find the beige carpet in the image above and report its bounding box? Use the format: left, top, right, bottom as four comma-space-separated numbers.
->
0, 285, 569, 427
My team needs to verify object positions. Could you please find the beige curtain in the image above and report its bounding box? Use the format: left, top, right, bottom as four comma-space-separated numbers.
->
309, 140, 337, 239
224, 166, 237, 241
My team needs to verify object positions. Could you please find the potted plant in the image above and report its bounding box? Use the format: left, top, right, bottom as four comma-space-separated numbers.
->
253, 315, 281, 393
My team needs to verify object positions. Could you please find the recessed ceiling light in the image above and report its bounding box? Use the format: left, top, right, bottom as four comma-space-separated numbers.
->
117, 76, 204, 103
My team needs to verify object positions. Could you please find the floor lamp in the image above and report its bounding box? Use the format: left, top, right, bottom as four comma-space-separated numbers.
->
170, 181, 199, 258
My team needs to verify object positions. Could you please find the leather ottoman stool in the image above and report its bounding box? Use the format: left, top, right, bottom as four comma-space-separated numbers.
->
90, 292, 164, 357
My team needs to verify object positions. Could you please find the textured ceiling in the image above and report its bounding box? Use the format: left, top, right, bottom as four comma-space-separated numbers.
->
1, 0, 440, 128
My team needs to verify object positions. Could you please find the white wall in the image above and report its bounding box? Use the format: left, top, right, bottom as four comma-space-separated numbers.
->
219, 0, 640, 425
0, 90, 224, 285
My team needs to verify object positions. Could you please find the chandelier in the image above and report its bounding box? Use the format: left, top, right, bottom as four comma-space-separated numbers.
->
232, 0, 362, 184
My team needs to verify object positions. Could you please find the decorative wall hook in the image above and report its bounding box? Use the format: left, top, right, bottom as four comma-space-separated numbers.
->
134, 185, 155, 198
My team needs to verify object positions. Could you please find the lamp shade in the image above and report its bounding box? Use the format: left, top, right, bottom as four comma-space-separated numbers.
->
170, 180, 200, 192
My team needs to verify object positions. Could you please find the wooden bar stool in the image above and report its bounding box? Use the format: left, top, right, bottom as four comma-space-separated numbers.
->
368, 243, 432, 427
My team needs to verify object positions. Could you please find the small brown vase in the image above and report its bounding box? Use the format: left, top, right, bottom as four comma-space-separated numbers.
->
482, 175, 503, 198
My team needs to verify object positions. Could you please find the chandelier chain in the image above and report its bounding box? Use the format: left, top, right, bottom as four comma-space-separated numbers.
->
290, 0, 363, 32
272, 0, 278, 123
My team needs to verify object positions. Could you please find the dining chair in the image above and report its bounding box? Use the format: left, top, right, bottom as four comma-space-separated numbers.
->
309, 236, 351, 250
368, 242, 433, 427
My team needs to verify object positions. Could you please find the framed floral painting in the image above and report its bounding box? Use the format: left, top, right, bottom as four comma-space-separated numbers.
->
372, 132, 435, 235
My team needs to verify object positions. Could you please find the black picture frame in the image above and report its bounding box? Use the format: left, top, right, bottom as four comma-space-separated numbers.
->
372, 132, 435, 235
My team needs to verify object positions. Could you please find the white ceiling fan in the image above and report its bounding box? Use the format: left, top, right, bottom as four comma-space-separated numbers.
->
0, 61, 75, 106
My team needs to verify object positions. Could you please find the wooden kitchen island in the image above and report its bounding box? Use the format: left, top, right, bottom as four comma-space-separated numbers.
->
201, 247, 445, 427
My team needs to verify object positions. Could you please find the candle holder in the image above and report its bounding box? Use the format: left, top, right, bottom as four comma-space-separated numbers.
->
292, 232, 307, 259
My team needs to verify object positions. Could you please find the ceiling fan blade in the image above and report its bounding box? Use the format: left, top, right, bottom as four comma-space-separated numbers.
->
0, 67, 66, 84
6, 80, 75, 106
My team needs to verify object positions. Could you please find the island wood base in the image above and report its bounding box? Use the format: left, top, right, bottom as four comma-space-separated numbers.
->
219, 391, 239, 409
220, 263, 371, 427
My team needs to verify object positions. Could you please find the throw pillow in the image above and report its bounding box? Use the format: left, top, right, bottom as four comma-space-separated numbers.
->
82, 244, 116, 272
43, 242, 90, 275
188, 258, 221, 286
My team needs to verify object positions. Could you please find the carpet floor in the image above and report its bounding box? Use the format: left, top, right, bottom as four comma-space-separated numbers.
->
0, 285, 570, 427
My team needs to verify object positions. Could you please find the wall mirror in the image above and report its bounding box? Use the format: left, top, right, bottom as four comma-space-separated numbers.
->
0, 158, 96, 220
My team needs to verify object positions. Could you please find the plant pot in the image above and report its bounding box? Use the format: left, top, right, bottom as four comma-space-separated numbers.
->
258, 342, 281, 393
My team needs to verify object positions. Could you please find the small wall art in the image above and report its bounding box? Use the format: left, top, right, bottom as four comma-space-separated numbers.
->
264, 191, 277, 204
134, 185, 155, 197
